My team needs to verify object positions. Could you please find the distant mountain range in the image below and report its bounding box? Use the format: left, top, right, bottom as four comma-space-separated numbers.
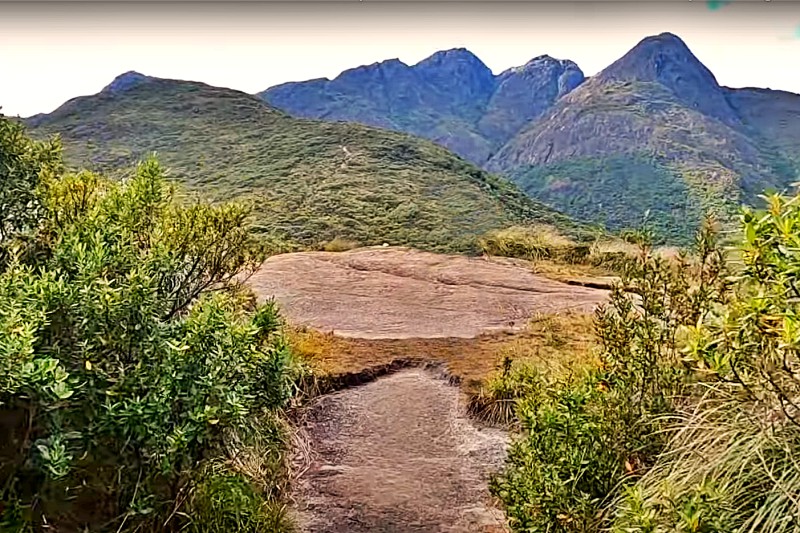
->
24, 73, 584, 254
260, 32, 800, 242
260, 49, 583, 168
19, 32, 800, 247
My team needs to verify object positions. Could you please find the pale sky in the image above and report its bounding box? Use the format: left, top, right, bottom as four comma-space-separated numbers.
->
1, 1, 799, 118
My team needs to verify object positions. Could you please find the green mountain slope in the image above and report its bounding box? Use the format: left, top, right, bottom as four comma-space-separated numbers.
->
258, 32, 799, 244
25, 72, 584, 253
514, 154, 705, 242
486, 33, 800, 242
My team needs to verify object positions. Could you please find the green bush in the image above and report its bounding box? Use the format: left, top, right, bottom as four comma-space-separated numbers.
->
491, 220, 728, 532
495, 196, 800, 532
0, 117, 62, 251
0, 116, 296, 532
610, 192, 800, 532
490, 372, 625, 532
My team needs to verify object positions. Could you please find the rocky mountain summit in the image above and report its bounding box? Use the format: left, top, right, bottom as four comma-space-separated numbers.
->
260, 48, 586, 165
260, 32, 800, 243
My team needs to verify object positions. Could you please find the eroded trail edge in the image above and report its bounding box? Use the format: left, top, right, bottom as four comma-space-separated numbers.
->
291, 368, 510, 532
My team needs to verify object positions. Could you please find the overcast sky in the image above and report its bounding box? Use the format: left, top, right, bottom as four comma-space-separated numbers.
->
1, 1, 799, 118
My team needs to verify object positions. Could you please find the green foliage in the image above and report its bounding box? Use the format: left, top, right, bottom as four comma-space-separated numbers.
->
0, 114, 62, 254
188, 471, 293, 533
495, 191, 800, 532
512, 154, 705, 245
490, 371, 626, 532
27, 78, 585, 254
0, 117, 295, 532
492, 219, 728, 532
611, 191, 800, 532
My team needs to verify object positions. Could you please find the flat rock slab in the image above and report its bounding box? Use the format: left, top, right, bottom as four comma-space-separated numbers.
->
248, 247, 607, 339
291, 368, 509, 532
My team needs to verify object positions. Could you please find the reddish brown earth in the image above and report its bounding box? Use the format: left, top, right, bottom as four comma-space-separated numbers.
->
248, 246, 608, 339
248, 247, 607, 532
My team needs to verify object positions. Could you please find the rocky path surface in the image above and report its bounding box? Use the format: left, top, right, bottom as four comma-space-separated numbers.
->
291, 368, 509, 533
249, 246, 607, 339
250, 247, 607, 531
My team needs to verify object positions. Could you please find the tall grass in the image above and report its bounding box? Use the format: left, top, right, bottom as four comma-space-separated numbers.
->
612, 390, 800, 532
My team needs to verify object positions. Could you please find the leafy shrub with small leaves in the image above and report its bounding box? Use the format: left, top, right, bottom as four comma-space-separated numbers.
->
611, 191, 800, 532
491, 219, 728, 532
0, 116, 62, 252
0, 116, 296, 532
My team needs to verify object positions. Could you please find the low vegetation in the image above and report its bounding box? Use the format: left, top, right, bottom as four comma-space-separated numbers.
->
467, 313, 598, 426
320, 236, 362, 252
0, 116, 298, 532
511, 155, 707, 245
26, 76, 585, 255
478, 224, 640, 281
490, 190, 800, 532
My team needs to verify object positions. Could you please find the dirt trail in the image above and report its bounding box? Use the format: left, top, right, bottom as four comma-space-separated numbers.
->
251, 247, 606, 531
292, 368, 509, 532
249, 246, 607, 339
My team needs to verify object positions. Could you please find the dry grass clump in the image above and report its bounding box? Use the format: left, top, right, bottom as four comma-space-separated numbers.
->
480, 225, 643, 280
320, 236, 361, 252
467, 312, 599, 426
479, 225, 589, 263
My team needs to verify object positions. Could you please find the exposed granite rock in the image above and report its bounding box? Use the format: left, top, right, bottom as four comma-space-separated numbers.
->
103, 71, 152, 94
478, 55, 585, 144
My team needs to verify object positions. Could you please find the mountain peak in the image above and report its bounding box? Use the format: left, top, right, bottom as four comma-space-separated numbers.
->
648, 32, 686, 44
412, 47, 496, 109
103, 71, 151, 94
507, 54, 581, 75
598, 32, 717, 87
415, 48, 485, 68
595, 31, 740, 124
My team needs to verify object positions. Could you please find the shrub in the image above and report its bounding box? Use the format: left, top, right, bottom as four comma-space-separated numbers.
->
0, 116, 62, 252
611, 192, 800, 532
491, 219, 728, 532
0, 117, 296, 532
491, 372, 628, 532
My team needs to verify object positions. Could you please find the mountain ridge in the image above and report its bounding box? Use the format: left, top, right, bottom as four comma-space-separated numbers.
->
259, 47, 585, 165
23, 73, 588, 254
259, 32, 800, 242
